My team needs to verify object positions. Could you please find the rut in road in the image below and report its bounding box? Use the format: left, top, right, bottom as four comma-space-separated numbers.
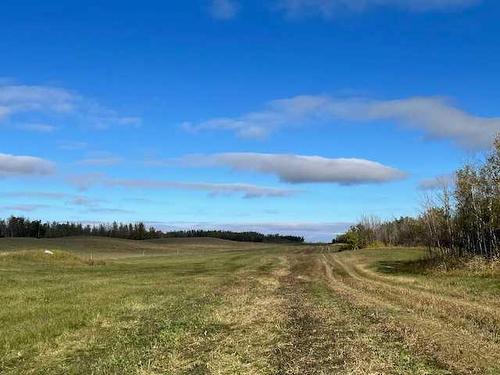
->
274, 253, 448, 375
328, 254, 500, 339
319, 252, 500, 374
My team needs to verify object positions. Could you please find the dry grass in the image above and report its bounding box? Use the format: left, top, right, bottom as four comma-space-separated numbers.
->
318, 248, 500, 374
272, 253, 450, 375
382, 252, 500, 277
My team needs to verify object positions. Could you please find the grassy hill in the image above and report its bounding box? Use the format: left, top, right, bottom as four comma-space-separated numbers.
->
0, 236, 275, 259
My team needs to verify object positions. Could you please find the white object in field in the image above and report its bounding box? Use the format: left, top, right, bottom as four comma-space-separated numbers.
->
44, 250, 54, 255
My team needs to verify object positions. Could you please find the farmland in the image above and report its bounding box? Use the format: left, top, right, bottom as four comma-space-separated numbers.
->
1, 237, 499, 374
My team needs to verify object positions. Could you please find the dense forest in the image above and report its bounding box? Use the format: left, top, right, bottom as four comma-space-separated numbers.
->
0, 218, 304, 243
337, 136, 499, 259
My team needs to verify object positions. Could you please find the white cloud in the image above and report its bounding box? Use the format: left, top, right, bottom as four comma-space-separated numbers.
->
356, 97, 499, 149
178, 153, 406, 184
76, 157, 123, 167
277, 0, 481, 17
183, 95, 500, 149
0, 85, 75, 120
67, 173, 298, 198
0, 83, 141, 129
0, 153, 55, 177
210, 0, 240, 19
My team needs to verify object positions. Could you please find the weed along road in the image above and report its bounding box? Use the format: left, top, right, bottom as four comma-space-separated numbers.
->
1, 237, 499, 374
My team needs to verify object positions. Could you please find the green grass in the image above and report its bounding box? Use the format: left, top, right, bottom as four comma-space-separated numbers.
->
1, 238, 499, 374
0, 237, 290, 374
0, 236, 276, 259
367, 247, 500, 297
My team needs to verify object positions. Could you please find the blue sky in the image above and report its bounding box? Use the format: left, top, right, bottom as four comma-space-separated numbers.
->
1, 0, 499, 241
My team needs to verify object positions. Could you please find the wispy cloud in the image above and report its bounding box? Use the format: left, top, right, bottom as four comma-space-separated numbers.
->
3, 191, 69, 199
1, 190, 130, 215
76, 156, 123, 167
67, 173, 298, 198
418, 173, 456, 190
0, 204, 49, 212
68, 196, 103, 208
0, 153, 55, 177
122, 197, 156, 204
174, 152, 406, 185
277, 0, 481, 17
0, 83, 141, 129
0, 84, 75, 120
86, 207, 134, 214
183, 95, 500, 149
15, 123, 57, 133
2, 191, 106, 207
210, 0, 240, 19
58, 141, 88, 151
205, 0, 480, 20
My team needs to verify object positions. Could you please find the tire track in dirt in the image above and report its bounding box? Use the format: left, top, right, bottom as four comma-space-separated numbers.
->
274, 254, 447, 375
320, 253, 500, 374
328, 255, 500, 342
340, 255, 500, 310
273, 256, 342, 375
357, 263, 500, 308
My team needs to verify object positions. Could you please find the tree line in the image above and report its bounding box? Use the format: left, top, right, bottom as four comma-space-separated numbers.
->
163, 230, 304, 243
0, 218, 304, 243
336, 135, 499, 259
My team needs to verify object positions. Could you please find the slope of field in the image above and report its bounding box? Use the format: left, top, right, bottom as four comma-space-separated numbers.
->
0, 236, 275, 258
0, 239, 498, 374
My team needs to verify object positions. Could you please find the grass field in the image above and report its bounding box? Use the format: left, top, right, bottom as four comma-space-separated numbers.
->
1, 237, 499, 374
